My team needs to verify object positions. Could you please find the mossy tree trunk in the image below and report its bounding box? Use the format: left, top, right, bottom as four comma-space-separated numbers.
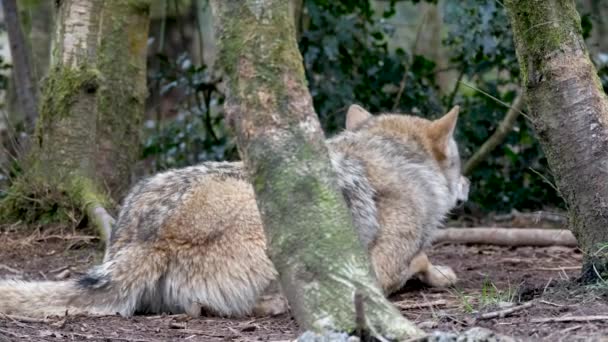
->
95, 0, 150, 199
1, 0, 150, 239
506, 0, 608, 282
211, 0, 423, 339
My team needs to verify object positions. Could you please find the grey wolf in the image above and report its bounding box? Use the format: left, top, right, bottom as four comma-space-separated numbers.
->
0, 104, 469, 318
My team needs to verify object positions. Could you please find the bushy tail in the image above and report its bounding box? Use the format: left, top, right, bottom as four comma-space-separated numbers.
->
0, 279, 102, 317
0, 248, 165, 318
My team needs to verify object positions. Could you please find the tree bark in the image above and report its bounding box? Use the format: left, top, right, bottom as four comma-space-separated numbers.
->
95, 0, 151, 199
0, 0, 150, 239
505, 0, 608, 282
2, 0, 38, 133
211, 0, 423, 339
17, 0, 54, 86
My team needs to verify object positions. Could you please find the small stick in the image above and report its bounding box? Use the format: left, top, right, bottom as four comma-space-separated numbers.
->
0, 264, 22, 274
0, 328, 28, 339
532, 315, 608, 323
174, 328, 229, 338
477, 302, 534, 320
0, 313, 51, 323
394, 299, 448, 310
35, 235, 98, 242
535, 266, 581, 271
539, 300, 564, 307
559, 325, 582, 334
49, 265, 69, 274
169, 322, 187, 329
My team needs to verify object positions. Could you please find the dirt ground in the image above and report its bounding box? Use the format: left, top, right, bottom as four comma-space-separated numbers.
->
0, 225, 607, 342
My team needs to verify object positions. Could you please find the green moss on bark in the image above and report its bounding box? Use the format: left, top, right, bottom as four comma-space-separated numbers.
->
505, 0, 583, 84
38, 66, 101, 122
94, 0, 150, 198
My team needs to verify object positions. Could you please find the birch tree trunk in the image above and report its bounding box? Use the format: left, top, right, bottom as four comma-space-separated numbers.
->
505, 0, 608, 282
1, 0, 150, 239
210, 0, 423, 339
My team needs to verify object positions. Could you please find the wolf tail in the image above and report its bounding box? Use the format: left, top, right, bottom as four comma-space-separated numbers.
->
0, 247, 166, 318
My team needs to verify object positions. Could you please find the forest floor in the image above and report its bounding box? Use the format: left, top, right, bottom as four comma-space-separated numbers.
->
0, 224, 607, 342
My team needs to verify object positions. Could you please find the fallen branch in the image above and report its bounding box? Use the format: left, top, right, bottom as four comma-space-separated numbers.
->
435, 228, 577, 247
531, 315, 608, 323
463, 94, 524, 176
476, 302, 534, 321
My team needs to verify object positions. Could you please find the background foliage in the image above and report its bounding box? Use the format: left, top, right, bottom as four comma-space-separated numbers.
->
5, 0, 607, 216
142, 0, 569, 214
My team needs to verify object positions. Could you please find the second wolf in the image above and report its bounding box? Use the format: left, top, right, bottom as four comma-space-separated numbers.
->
0, 105, 469, 318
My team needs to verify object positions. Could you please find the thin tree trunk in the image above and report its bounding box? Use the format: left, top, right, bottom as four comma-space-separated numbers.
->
210, 0, 423, 339
2, 0, 38, 133
17, 0, 54, 86
505, 0, 608, 282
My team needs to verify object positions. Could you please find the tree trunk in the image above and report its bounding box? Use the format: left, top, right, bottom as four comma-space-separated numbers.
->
0, 0, 149, 239
2, 0, 38, 133
95, 1, 150, 199
17, 0, 54, 86
210, 0, 423, 339
505, 0, 608, 282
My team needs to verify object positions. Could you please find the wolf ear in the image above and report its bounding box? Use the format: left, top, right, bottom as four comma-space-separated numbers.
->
346, 104, 372, 130
428, 106, 459, 160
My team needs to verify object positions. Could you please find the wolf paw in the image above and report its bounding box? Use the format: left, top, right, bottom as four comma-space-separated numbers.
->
422, 265, 458, 288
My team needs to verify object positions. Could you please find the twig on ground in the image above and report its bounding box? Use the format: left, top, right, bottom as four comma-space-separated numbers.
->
559, 325, 582, 334
532, 315, 608, 323
535, 266, 581, 271
66, 332, 160, 342
49, 265, 70, 274
0, 264, 22, 274
35, 235, 98, 242
0, 313, 51, 323
476, 301, 534, 321
394, 299, 448, 310
539, 300, 564, 307
0, 328, 28, 339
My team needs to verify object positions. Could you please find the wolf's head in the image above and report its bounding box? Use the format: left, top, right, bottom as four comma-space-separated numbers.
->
345, 104, 470, 208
